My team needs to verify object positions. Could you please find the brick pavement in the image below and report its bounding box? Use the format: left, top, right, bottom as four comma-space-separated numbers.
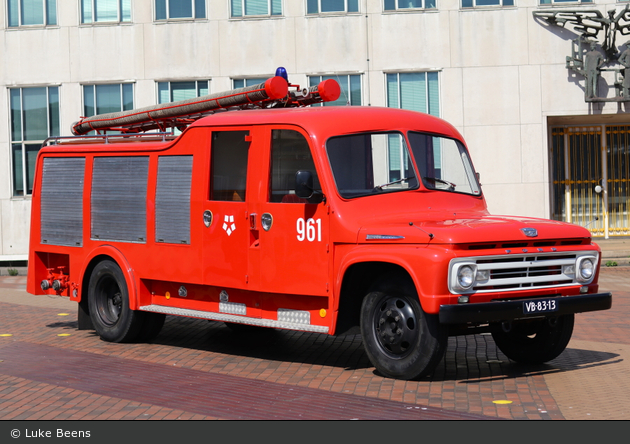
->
0, 267, 628, 420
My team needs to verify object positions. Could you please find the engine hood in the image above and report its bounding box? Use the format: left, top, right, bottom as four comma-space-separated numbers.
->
358, 214, 592, 245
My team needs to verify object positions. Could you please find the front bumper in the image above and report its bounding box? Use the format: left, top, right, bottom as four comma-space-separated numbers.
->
438, 292, 612, 325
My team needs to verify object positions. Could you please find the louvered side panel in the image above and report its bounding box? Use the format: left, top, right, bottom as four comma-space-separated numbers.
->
40, 157, 86, 247
155, 156, 193, 244
91, 157, 149, 243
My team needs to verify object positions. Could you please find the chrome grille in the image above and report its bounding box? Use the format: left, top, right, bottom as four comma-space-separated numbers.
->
449, 252, 599, 294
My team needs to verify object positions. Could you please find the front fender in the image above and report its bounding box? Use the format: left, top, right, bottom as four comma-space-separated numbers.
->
334, 243, 456, 314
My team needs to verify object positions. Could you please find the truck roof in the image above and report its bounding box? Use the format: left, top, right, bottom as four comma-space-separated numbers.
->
189, 106, 464, 142
42, 106, 464, 154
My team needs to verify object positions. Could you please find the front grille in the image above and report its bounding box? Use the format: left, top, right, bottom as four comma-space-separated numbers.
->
449, 252, 599, 294
474, 254, 575, 291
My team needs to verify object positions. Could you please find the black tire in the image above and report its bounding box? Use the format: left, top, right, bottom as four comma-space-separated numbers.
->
490, 314, 575, 364
88, 260, 144, 343
360, 275, 447, 380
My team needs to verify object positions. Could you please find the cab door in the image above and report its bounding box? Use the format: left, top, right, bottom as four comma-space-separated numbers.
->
202, 129, 251, 290
249, 128, 330, 297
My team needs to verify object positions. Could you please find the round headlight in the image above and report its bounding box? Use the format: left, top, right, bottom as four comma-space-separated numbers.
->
458, 265, 475, 289
579, 258, 594, 280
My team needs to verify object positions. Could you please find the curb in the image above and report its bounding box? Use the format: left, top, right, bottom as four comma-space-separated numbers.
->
0, 267, 27, 277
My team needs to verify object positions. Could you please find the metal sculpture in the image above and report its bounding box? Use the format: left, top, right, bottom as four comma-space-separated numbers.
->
534, 5, 630, 102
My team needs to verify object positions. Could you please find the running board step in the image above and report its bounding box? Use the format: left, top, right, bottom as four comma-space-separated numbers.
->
139, 304, 329, 334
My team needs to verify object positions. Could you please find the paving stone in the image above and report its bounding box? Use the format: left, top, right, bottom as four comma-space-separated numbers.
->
0, 268, 628, 420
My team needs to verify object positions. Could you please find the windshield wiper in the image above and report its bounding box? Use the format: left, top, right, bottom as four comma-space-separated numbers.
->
375, 177, 415, 190
424, 177, 456, 191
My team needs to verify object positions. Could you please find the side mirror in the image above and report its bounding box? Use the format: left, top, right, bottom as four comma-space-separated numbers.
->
295, 170, 314, 199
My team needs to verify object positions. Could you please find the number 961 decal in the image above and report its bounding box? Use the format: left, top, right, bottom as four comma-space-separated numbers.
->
297, 218, 322, 242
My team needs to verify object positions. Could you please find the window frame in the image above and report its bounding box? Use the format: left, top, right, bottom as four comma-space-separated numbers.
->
537, 0, 591, 4
210, 130, 251, 202
230, 0, 282, 18
9, 86, 60, 197
306, 0, 359, 15
80, 0, 132, 24
7, 0, 57, 28
81, 82, 135, 117
383, 0, 437, 11
308, 74, 362, 106
269, 129, 323, 204
232, 77, 270, 89
156, 80, 211, 104
386, 71, 440, 117
156, 80, 210, 134
154, 0, 206, 21
461, 0, 514, 7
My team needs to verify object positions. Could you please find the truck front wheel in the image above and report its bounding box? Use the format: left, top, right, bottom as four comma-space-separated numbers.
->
490, 314, 574, 364
88, 260, 144, 343
360, 280, 447, 380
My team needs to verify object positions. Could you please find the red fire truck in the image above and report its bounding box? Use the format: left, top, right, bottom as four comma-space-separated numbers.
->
27, 72, 612, 380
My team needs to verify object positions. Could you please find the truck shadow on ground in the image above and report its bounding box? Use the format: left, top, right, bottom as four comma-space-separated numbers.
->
138, 315, 620, 383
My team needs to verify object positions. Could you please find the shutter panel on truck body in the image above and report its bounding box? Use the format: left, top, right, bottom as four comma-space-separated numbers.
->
40, 157, 86, 247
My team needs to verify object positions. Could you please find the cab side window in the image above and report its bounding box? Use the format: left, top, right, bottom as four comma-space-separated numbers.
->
270, 129, 322, 203
210, 131, 250, 201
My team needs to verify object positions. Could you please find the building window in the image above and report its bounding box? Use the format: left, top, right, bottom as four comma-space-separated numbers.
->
387, 72, 439, 116
232, 77, 269, 89
308, 75, 362, 106
461, 0, 513, 6
155, 0, 206, 20
157, 80, 210, 103
538, 0, 591, 4
10, 87, 60, 196
384, 0, 436, 10
7, 0, 56, 27
81, 0, 131, 23
83, 84, 134, 132
157, 81, 209, 133
231, 0, 281, 17
307, 0, 359, 14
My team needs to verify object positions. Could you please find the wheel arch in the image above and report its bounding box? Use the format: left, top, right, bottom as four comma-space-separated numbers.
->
80, 246, 139, 311
333, 260, 416, 336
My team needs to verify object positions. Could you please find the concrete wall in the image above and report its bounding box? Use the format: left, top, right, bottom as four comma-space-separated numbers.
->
1, 0, 627, 259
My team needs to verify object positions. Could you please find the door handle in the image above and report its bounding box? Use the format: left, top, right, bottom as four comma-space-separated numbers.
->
249, 213, 257, 230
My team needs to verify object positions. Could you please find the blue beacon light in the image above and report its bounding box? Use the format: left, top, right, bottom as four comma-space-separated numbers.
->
275, 67, 289, 82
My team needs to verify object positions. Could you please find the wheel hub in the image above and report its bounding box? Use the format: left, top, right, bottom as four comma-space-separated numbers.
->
375, 298, 418, 356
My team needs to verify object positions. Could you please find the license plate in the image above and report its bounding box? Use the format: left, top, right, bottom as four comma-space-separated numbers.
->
523, 298, 559, 314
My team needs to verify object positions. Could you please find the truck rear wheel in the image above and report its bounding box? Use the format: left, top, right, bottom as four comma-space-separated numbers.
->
88, 260, 144, 343
490, 314, 574, 364
360, 277, 447, 380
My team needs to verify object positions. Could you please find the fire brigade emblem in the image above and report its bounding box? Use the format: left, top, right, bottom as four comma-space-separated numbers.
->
223, 215, 236, 236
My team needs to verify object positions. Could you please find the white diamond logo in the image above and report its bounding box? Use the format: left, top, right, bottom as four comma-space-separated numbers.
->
223, 215, 236, 236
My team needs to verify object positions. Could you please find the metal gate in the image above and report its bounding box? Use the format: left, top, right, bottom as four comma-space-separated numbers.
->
550, 125, 630, 238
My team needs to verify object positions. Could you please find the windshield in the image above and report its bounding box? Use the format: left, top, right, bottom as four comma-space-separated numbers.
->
326, 131, 481, 199
408, 132, 481, 196
326, 132, 419, 198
